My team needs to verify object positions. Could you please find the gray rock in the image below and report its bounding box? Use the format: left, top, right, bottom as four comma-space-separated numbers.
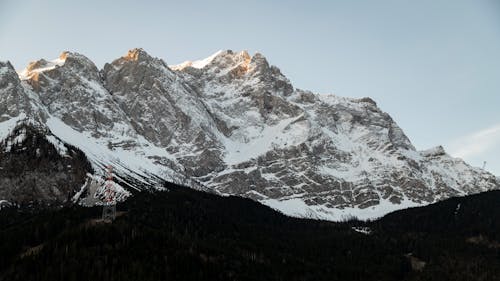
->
0, 48, 497, 220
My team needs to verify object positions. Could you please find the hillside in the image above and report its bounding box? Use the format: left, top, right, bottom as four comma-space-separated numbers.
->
1, 182, 499, 281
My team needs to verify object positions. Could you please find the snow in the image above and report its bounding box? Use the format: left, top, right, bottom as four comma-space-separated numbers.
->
170, 50, 223, 70
222, 114, 309, 165
262, 196, 422, 222
0, 114, 26, 142
72, 176, 90, 203
45, 135, 68, 155
17, 57, 66, 80
1, 48, 497, 221
45, 116, 179, 189
352, 226, 372, 235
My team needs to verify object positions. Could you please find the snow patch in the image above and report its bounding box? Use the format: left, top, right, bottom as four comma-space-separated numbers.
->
261, 196, 422, 222
0, 114, 26, 142
170, 50, 223, 70
223, 114, 309, 165
352, 226, 372, 235
46, 116, 179, 188
18, 57, 66, 80
72, 176, 90, 203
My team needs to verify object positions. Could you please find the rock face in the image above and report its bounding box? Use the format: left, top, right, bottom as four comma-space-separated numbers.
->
0, 61, 40, 121
0, 48, 498, 220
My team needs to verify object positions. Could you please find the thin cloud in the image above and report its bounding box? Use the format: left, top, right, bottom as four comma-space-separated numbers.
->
447, 123, 500, 159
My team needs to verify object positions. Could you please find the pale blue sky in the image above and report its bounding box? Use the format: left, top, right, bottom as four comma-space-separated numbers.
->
1, 0, 499, 175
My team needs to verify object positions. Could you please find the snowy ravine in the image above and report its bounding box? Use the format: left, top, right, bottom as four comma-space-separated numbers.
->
0, 49, 498, 221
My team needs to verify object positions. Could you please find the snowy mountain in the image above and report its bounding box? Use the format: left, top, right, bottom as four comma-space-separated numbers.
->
0, 48, 498, 220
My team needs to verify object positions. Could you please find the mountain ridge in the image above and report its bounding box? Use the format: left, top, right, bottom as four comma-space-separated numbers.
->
0, 48, 498, 220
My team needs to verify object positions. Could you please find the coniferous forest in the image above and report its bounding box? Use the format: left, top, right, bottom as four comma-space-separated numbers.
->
0, 183, 499, 281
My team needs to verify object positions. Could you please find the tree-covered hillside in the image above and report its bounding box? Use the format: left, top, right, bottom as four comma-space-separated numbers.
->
0, 184, 499, 281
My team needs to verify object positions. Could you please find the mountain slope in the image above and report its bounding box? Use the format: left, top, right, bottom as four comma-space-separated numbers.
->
0, 48, 497, 220
0, 123, 92, 204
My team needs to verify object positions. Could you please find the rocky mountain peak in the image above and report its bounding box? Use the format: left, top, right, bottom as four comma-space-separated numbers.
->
249, 52, 269, 69
58, 51, 100, 77
18, 51, 100, 84
0, 61, 36, 120
13, 51, 129, 138
103, 48, 172, 88
0, 61, 15, 72
58, 51, 69, 61
212, 50, 251, 66
0, 61, 19, 85
173, 49, 294, 99
170, 50, 251, 73
205, 50, 276, 77
104, 49, 171, 91
19, 55, 65, 81
25, 59, 51, 73
122, 48, 158, 63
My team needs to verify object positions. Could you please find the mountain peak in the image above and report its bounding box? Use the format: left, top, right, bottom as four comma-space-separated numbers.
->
124, 48, 153, 62
170, 50, 223, 70
249, 52, 268, 66
0, 61, 16, 77
170, 50, 253, 71
18, 56, 65, 80
211, 49, 252, 68
58, 51, 69, 61
18, 51, 99, 82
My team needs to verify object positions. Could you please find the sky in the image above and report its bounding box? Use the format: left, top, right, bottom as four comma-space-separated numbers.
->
0, 0, 499, 175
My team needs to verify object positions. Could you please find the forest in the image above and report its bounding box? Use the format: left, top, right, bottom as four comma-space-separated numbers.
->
0, 182, 499, 281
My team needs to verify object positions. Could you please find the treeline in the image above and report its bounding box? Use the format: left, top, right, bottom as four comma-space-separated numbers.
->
0, 185, 499, 281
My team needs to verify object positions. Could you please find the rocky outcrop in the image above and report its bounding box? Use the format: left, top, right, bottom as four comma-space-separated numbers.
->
0, 61, 39, 121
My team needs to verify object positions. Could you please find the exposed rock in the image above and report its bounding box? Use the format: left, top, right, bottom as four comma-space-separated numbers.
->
0, 48, 497, 220
0, 61, 37, 120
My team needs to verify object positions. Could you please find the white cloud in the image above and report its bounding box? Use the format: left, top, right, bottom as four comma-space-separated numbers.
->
445, 123, 500, 176
447, 123, 500, 159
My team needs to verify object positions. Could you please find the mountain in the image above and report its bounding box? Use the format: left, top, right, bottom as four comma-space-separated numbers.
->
0, 48, 498, 219
1, 183, 499, 281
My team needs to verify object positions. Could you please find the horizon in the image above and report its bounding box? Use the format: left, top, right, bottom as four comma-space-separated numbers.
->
1, 0, 499, 175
